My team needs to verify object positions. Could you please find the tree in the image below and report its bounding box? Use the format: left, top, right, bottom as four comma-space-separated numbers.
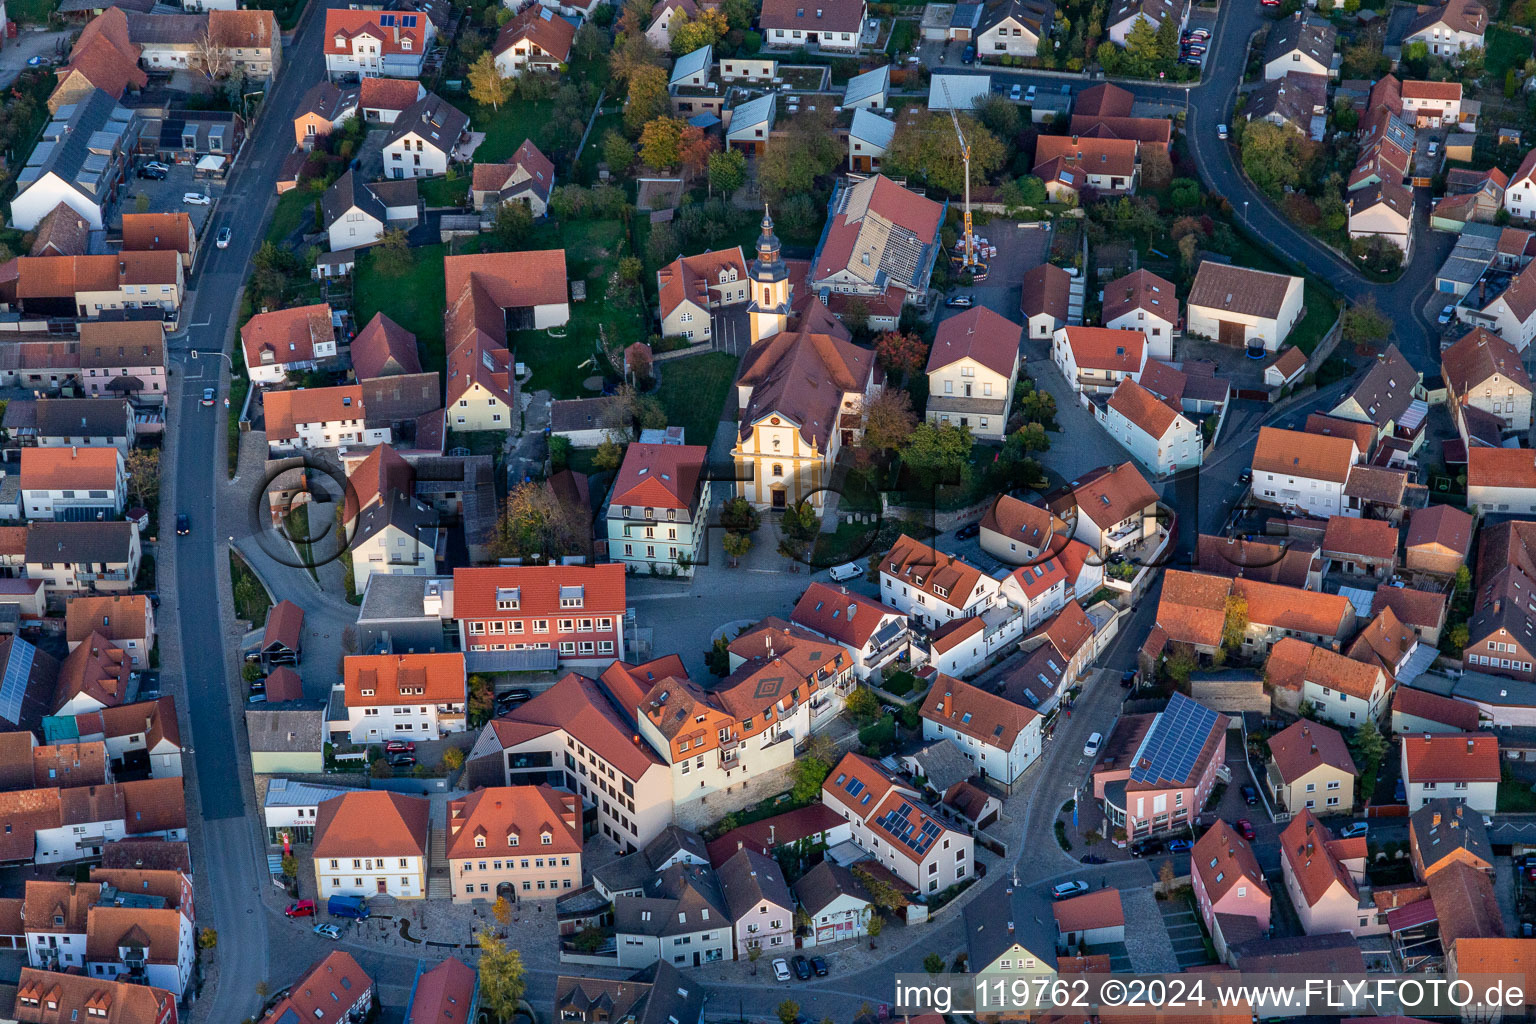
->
866, 912, 885, 938
442, 746, 465, 772
493, 202, 534, 247
1241, 119, 1303, 195
862, 389, 918, 453
841, 298, 871, 334
1164, 645, 1197, 685
280, 853, 298, 879
1158, 859, 1177, 897
490, 481, 585, 560
706, 634, 732, 675
720, 0, 754, 28
855, 864, 908, 912
722, 531, 752, 567
1447, 621, 1470, 652
468, 674, 494, 725
680, 124, 718, 178
974, 94, 1023, 145
777, 1001, 802, 1024
1350, 234, 1405, 276
594, 437, 625, 471
748, 945, 763, 974
370, 757, 393, 778
757, 107, 843, 202
198, 928, 218, 949
1341, 296, 1391, 347
789, 748, 832, 802
670, 7, 729, 53
844, 686, 880, 723
195, 32, 233, 80
373, 229, 413, 276
625, 65, 671, 133
1454, 565, 1472, 595
901, 422, 973, 487
126, 448, 159, 509
251, 241, 301, 303
639, 116, 685, 168
885, 111, 1007, 195
135, 193, 151, 215
708, 149, 747, 195
721, 496, 760, 532
477, 929, 527, 1021
468, 51, 512, 110
875, 330, 929, 384
492, 895, 513, 927
1221, 594, 1248, 652
1351, 719, 1388, 765
924, 953, 946, 976
602, 130, 636, 175
1141, 144, 1173, 191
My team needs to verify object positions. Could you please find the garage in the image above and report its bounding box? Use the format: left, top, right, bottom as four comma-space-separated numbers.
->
1218, 320, 1245, 347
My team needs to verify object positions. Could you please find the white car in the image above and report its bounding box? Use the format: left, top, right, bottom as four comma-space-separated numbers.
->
1338, 822, 1369, 839
216, 227, 232, 249
1083, 732, 1102, 757
1010, 84, 1022, 101
1052, 881, 1090, 900
1428, 140, 1439, 157
313, 923, 341, 940
1217, 123, 1229, 140
772, 958, 791, 982
1025, 85, 1037, 102
183, 193, 212, 206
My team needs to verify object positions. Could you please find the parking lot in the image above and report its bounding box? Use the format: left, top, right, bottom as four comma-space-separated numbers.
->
114, 160, 225, 234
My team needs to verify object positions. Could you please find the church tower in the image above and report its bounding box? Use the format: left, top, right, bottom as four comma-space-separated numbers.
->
748, 206, 791, 345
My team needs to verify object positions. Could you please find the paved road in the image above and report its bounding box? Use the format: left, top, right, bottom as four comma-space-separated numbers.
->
168, 5, 328, 1022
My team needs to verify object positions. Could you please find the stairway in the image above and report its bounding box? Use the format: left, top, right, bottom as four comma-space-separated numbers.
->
426, 827, 453, 899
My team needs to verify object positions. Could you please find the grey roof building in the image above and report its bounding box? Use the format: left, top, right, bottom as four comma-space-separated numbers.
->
356, 575, 455, 655
717, 847, 793, 921
25, 520, 137, 567
12, 89, 138, 232
791, 858, 873, 918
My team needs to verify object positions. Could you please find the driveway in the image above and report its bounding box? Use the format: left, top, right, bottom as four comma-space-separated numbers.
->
0, 30, 71, 89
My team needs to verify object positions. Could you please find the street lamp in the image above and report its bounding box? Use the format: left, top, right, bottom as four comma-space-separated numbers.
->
1243, 201, 1250, 227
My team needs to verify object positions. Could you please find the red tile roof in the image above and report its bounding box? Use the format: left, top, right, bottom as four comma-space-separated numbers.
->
920, 674, 1038, 751
1102, 268, 1177, 325
1392, 686, 1480, 731
240, 303, 332, 368
1468, 446, 1536, 490
445, 784, 580, 861
350, 312, 421, 381
1052, 887, 1124, 932
760, 0, 865, 32
263, 600, 303, 653
119, 213, 191, 257
1253, 426, 1356, 483
1321, 515, 1400, 562
19, 447, 119, 493
359, 77, 424, 112
259, 951, 373, 1024
927, 307, 1022, 379
1402, 732, 1500, 784
495, 5, 576, 61
453, 563, 625, 619
324, 9, 425, 56
1059, 325, 1145, 372
1405, 504, 1475, 558
656, 248, 748, 320
610, 443, 707, 511
790, 582, 902, 650
313, 790, 429, 859
491, 672, 664, 782
1268, 720, 1356, 785
881, 534, 988, 610
1107, 378, 1182, 439
14, 967, 177, 1024
1192, 819, 1271, 906
1281, 811, 1360, 908
343, 653, 464, 706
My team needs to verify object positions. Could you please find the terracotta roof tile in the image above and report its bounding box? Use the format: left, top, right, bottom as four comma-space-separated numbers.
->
1392, 685, 1479, 730
1253, 426, 1356, 483
1058, 325, 1145, 372
928, 307, 1021, 379
1268, 720, 1355, 784
344, 653, 464, 706
920, 674, 1038, 750
790, 582, 902, 650
445, 784, 580, 861
240, 303, 333, 368
1192, 818, 1270, 905
1402, 732, 1500, 784
313, 790, 429, 859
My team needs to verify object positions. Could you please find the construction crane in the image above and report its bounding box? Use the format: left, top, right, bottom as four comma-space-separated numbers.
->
939, 78, 985, 279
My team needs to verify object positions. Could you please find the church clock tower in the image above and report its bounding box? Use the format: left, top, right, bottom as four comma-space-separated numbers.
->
748, 206, 791, 345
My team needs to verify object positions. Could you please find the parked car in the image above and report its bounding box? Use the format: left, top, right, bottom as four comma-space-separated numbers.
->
25, 55, 49, 66
792, 955, 812, 980
1026, 85, 1037, 102
1394, 777, 1406, 802
1339, 822, 1369, 838
247, 692, 266, 704
138, 162, 169, 180
384, 739, 415, 753
1217, 123, 1229, 140
773, 958, 791, 982
1120, 669, 1137, 688
1080, 854, 1107, 864
956, 521, 981, 540
811, 957, 829, 977
183, 193, 212, 206
1428, 140, 1439, 157
285, 900, 316, 918
327, 895, 370, 919
201, 387, 216, 407
962, 44, 975, 63
1241, 783, 1259, 805
1083, 732, 1102, 757
1052, 880, 1090, 900
216, 226, 232, 249
1238, 468, 1252, 485
828, 562, 863, 582
1010, 84, 1022, 101
1130, 838, 1165, 858
249, 680, 265, 694
945, 294, 974, 308
176, 513, 190, 536
313, 923, 342, 940
1236, 818, 1256, 840
388, 753, 416, 768
1438, 304, 1456, 325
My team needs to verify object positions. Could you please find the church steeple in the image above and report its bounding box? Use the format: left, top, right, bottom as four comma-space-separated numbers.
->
749, 205, 790, 345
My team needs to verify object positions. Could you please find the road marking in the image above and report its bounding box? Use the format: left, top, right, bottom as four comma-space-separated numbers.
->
190, 320, 211, 328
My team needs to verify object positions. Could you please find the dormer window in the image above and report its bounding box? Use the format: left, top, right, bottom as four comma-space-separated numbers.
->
508, 834, 519, 846
475, 835, 485, 848
541, 832, 553, 845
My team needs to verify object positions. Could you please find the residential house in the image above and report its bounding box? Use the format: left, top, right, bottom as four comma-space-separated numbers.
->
848, 108, 896, 172
998, 556, 1071, 631
718, 847, 793, 958
471, 139, 555, 217
12, 968, 178, 1024
1458, 259, 1536, 350
120, 213, 195, 270
1506, 148, 1536, 220
1103, 378, 1202, 476
19, 399, 133, 453
879, 534, 1003, 629
1190, 819, 1272, 963
382, 94, 468, 179
465, 671, 673, 851
1263, 13, 1335, 79
262, 386, 386, 455
1401, 732, 1499, 812
924, 306, 1022, 441
732, 328, 877, 510
292, 80, 358, 149
1287, 639, 1392, 726
260, 600, 303, 667
322, 170, 419, 250
1404, 0, 1487, 57
1090, 692, 1227, 839
979, 494, 1068, 566
1266, 720, 1356, 815
453, 563, 625, 667
551, 962, 702, 1023
247, 706, 325, 776
759, 0, 866, 51
1445, 327, 1532, 442
1186, 261, 1305, 351
350, 313, 420, 381
1405, 504, 1475, 576
49, 10, 146, 112
920, 674, 1041, 784
725, 93, 775, 155
595, 824, 709, 898
1020, 262, 1073, 340
258, 952, 373, 1024
1032, 136, 1139, 199
493, 7, 575, 76
311, 790, 429, 900
807, 175, 944, 320
1052, 325, 1146, 394
1106, 0, 1187, 45
791, 859, 873, 947
976, 0, 1054, 58
1052, 888, 1124, 950
341, 652, 466, 745
240, 304, 336, 386
68, 698, 183, 779
1045, 461, 1161, 561
209, 9, 281, 78
610, 861, 732, 969
6, 253, 183, 321
1349, 182, 1416, 260
842, 63, 889, 108
1279, 811, 1381, 937
348, 490, 441, 588
1462, 521, 1536, 681
606, 443, 711, 576
65, 595, 152, 670
1328, 343, 1426, 452
52, 634, 131, 716
655, 247, 750, 343
1468, 447, 1536, 514
821, 752, 974, 892
1150, 573, 1355, 667
644, 0, 699, 48
8, 776, 187, 864
1321, 515, 1399, 577
77, 320, 164, 406
1393, 684, 1480, 736
1195, 533, 1321, 588
19, 447, 125, 523
323, 8, 435, 79
789, 582, 910, 682
1101, 268, 1177, 359
12, 91, 136, 232
1247, 73, 1328, 139
1069, 83, 1174, 147
1410, 798, 1492, 880
1250, 426, 1359, 516
1435, 166, 1508, 229
24, 522, 140, 596
403, 957, 478, 1024
445, 784, 581, 904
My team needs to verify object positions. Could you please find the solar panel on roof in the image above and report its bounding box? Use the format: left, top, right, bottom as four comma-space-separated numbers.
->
0, 640, 33, 726
844, 777, 864, 798
1129, 693, 1220, 786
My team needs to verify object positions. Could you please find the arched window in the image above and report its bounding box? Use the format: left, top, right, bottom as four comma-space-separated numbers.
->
772, 464, 784, 478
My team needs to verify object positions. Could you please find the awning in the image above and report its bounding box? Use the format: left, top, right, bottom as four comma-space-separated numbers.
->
1386, 898, 1437, 932
196, 155, 227, 172
464, 649, 559, 673
1398, 399, 1429, 432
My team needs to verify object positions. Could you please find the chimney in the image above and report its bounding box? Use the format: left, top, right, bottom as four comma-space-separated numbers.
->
1468, 738, 1475, 752
769, 824, 775, 844
1433, 811, 1442, 827
1424, 733, 1432, 743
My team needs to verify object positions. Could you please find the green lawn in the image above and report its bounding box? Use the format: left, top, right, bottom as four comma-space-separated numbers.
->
1488, 26, 1533, 80
229, 550, 272, 624
655, 352, 737, 449
470, 99, 556, 165
419, 176, 469, 208
511, 327, 604, 398
266, 189, 315, 248
7, 0, 56, 25
352, 242, 448, 373
1293, 280, 1342, 355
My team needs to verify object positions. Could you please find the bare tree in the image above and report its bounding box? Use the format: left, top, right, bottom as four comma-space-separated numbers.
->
196, 33, 234, 81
